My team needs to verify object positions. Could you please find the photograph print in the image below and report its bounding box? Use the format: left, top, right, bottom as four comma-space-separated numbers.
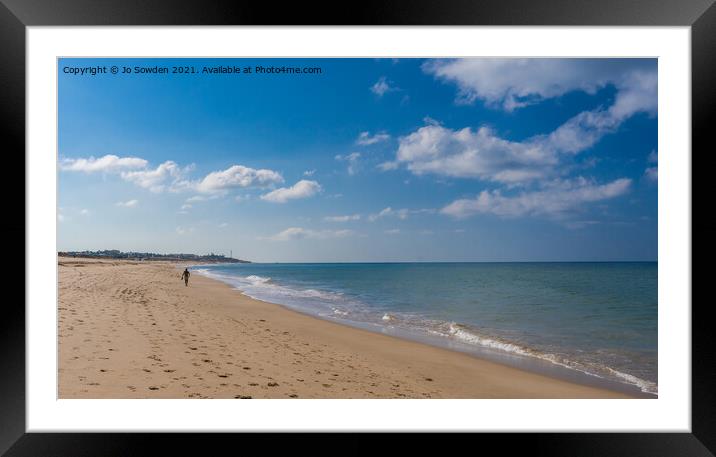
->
57, 57, 658, 399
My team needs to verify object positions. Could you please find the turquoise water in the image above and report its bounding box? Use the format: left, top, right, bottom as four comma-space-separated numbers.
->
194, 262, 657, 395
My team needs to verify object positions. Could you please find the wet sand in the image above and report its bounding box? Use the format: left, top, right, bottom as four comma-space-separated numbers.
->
58, 257, 633, 399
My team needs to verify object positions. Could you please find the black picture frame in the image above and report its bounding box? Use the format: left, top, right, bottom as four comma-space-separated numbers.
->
3, 0, 711, 454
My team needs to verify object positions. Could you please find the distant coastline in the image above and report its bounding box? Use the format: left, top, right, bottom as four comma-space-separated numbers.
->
58, 250, 250, 264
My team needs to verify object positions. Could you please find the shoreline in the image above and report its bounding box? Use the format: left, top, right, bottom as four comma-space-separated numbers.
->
59, 257, 639, 398
190, 264, 654, 398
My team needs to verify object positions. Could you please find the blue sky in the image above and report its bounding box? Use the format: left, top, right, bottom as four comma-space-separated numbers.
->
58, 58, 657, 262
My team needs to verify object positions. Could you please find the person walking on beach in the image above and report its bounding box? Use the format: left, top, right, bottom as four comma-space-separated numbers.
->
181, 268, 190, 287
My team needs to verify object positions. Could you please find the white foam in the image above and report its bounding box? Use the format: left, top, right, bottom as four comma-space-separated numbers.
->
244, 275, 271, 284
607, 368, 658, 395
440, 323, 658, 395
447, 324, 533, 357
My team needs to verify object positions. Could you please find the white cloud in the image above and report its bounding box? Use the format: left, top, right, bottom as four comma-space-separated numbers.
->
263, 227, 354, 241
180, 203, 192, 210
357, 131, 390, 145
390, 69, 656, 186
335, 152, 361, 175
218, 222, 229, 228
303, 169, 316, 176
393, 123, 558, 184
369, 207, 395, 221
384, 229, 401, 235
61, 155, 196, 193
377, 161, 399, 171
175, 226, 195, 235
60, 154, 148, 173
80, 209, 90, 215
423, 58, 656, 111
644, 167, 658, 181
57, 213, 67, 222
441, 177, 631, 219
115, 199, 139, 208
196, 165, 283, 194
648, 150, 658, 163
368, 207, 433, 222
120, 161, 190, 193
370, 76, 395, 97
61, 156, 287, 200
324, 214, 361, 222
260, 180, 321, 203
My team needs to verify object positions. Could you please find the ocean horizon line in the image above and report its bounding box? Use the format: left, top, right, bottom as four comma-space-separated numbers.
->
210, 260, 658, 265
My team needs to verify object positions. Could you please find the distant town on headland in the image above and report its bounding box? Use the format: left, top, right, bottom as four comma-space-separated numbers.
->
58, 250, 250, 263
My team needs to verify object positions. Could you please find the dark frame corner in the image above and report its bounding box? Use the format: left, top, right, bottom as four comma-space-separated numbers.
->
3, 0, 712, 455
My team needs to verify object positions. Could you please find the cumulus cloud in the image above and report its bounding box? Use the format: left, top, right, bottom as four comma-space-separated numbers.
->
440, 177, 631, 219
371, 76, 395, 97
60, 154, 148, 173
388, 69, 656, 187
324, 214, 361, 222
61, 153, 289, 202
260, 180, 321, 203
262, 227, 354, 241
116, 199, 139, 208
335, 152, 361, 175
120, 160, 192, 193
644, 149, 658, 181
423, 58, 656, 111
369, 207, 406, 222
368, 207, 433, 222
356, 131, 390, 145
377, 161, 399, 171
393, 123, 558, 184
196, 165, 283, 194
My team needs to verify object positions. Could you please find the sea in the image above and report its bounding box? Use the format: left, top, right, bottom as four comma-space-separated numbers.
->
193, 262, 657, 396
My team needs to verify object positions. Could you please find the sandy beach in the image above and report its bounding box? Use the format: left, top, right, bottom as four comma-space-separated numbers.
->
58, 257, 634, 399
